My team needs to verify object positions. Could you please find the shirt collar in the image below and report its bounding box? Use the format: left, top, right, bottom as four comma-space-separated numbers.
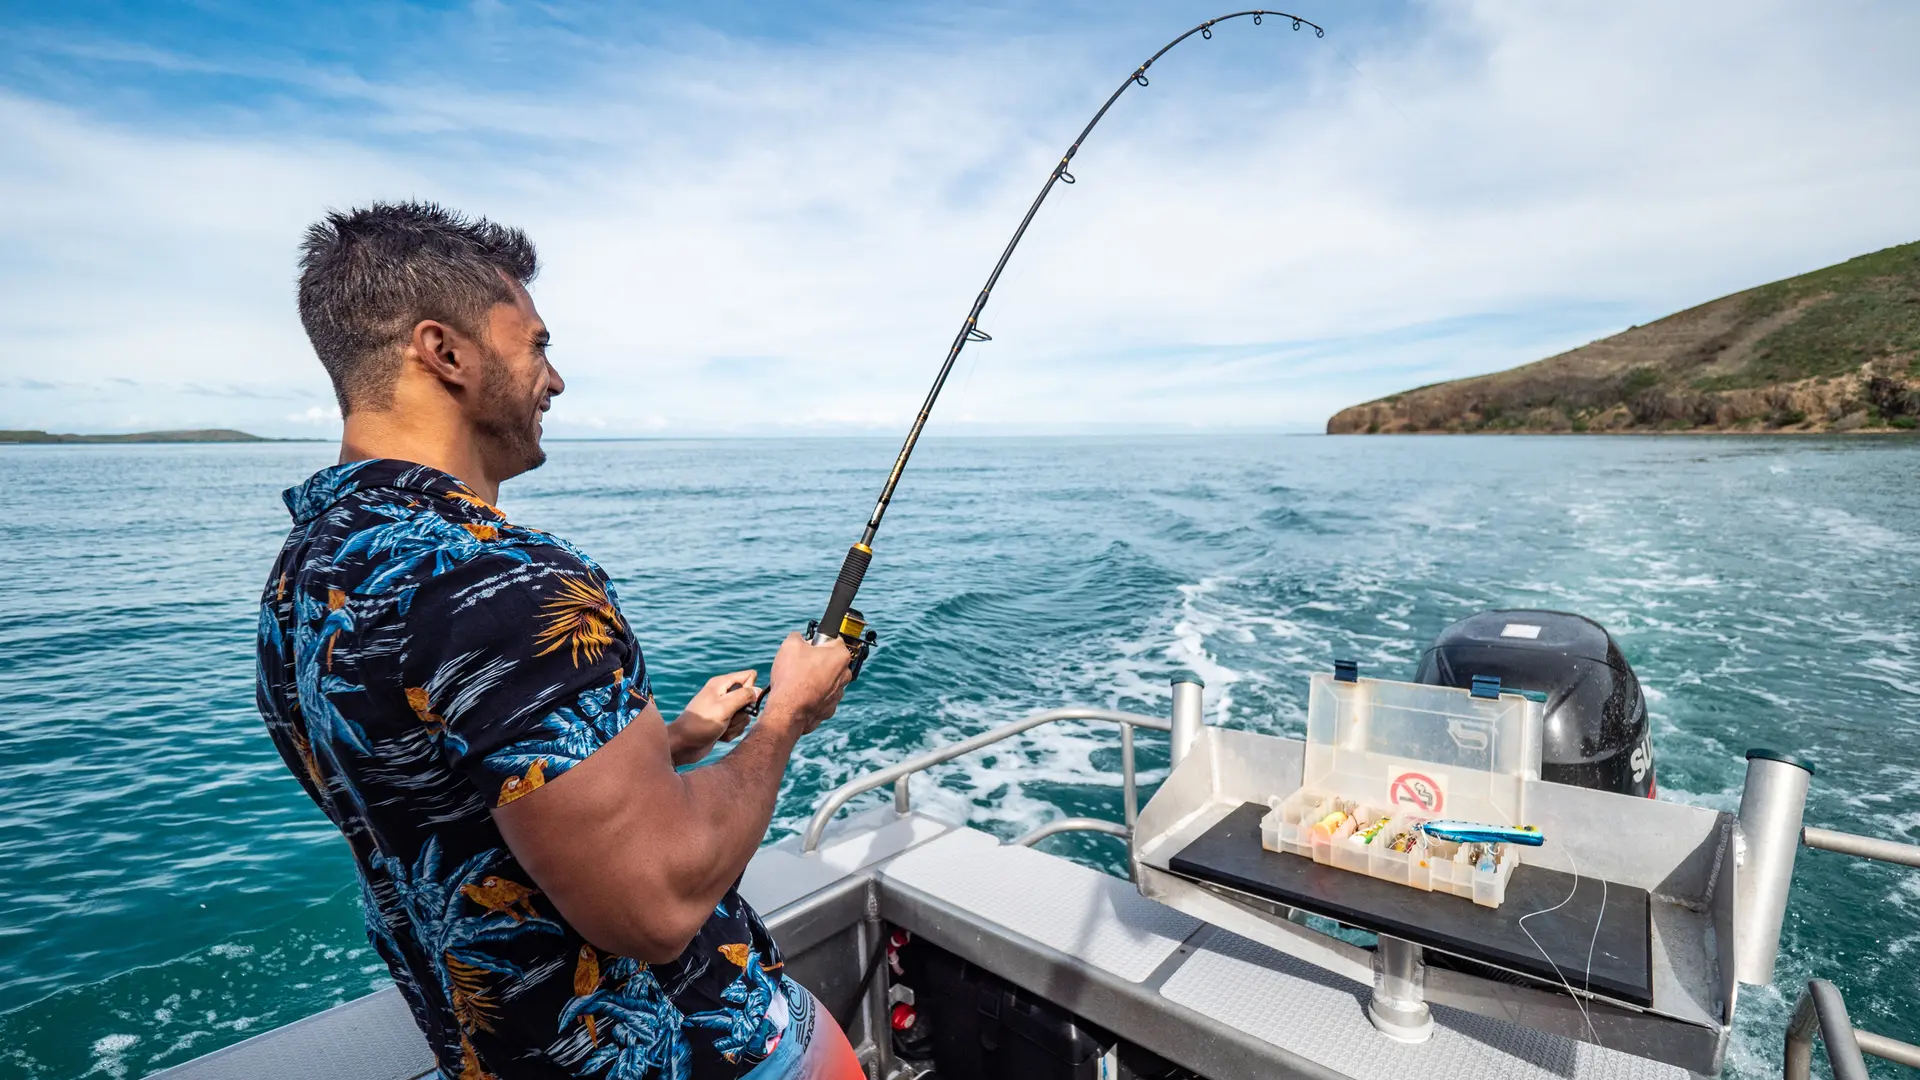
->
282, 459, 487, 524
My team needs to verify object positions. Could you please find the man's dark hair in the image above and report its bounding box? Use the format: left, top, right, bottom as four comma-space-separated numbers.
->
297, 201, 537, 414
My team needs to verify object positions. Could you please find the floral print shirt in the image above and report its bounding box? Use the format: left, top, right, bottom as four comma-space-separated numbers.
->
256, 459, 794, 1080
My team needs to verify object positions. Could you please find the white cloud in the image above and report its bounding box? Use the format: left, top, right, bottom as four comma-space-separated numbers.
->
284, 404, 339, 426
1, 0, 1917, 436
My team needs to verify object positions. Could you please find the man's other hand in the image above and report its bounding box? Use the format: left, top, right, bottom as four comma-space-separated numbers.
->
763, 632, 853, 736
669, 670, 764, 765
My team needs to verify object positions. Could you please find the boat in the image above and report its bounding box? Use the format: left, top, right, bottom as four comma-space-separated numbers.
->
150, 611, 1920, 1080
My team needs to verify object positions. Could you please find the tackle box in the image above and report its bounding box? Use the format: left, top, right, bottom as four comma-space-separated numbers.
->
1260, 672, 1544, 907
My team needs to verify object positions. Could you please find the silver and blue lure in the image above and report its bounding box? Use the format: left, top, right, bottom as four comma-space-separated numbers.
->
1418, 820, 1545, 847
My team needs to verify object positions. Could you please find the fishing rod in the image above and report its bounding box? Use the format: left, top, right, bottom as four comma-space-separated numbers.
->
785, 10, 1327, 688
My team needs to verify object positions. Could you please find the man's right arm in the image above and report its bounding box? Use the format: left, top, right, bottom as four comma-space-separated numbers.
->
492, 632, 851, 963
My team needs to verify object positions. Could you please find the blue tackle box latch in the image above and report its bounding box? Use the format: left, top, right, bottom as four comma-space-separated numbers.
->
1470, 674, 1502, 699
1333, 659, 1359, 684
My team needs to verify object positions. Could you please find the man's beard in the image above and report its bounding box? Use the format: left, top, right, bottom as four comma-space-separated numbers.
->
473, 347, 546, 476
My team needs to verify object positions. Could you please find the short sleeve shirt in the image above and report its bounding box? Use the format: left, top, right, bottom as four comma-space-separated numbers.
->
256, 459, 795, 1080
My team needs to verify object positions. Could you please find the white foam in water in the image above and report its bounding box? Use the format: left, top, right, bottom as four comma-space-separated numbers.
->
777, 576, 1245, 850
1805, 504, 1918, 556
1170, 578, 1246, 722
1167, 574, 1377, 725
85, 1034, 137, 1078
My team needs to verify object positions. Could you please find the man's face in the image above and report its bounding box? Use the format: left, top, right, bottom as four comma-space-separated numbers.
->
470, 282, 564, 480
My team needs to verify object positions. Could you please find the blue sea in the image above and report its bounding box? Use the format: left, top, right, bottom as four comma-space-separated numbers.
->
1, 435, 1916, 1078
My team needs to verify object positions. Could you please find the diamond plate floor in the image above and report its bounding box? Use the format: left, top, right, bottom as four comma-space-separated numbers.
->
1161, 929, 1689, 1080
879, 827, 1202, 982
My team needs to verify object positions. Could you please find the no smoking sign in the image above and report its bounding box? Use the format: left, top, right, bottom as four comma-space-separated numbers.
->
1386, 763, 1447, 814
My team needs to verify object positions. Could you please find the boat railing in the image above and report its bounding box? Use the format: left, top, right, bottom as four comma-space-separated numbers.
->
1780, 828, 1920, 1079
1013, 816, 1133, 847
1783, 977, 1920, 1079
799, 706, 1172, 854
1801, 826, 1920, 868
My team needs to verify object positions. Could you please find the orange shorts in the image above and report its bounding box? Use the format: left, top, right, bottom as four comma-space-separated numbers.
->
744, 984, 864, 1080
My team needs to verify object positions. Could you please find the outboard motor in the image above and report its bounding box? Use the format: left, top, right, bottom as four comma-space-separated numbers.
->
1415, 610, 1655, 797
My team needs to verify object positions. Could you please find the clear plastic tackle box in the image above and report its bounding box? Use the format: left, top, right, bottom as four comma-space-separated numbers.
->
1261, 673, 1545, 907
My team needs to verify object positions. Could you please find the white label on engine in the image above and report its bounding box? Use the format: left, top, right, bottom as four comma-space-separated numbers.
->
1630, 737, 1652, 783
1501, 623, 1542, 639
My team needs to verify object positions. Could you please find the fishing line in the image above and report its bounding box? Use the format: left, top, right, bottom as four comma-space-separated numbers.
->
1324, 40, 1411, 125
1477, 775, 1608, 1043
1515, 844, 1608, 1048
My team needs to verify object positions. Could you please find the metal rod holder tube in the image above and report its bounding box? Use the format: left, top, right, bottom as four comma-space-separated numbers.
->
1735, 749, 1814, 985
1367, 936, 1434, 1043
1121, 723, 1138, 827
1170, 674, 1205, 768
1784, 979, 1870, 1080
894, 776, 911, 814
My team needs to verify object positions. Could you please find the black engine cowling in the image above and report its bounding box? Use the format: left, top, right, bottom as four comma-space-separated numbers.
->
1414, 610, 1655, 798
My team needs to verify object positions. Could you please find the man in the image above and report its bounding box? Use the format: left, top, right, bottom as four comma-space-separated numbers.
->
256, 201, 864, 1080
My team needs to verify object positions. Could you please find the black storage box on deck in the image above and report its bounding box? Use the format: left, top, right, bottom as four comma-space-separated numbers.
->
915, 942, 1111, 1080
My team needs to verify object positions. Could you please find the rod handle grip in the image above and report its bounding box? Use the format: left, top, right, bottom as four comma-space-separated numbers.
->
818, 544, 871, 642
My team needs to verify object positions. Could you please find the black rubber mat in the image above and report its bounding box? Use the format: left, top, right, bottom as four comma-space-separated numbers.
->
1167, 801, 1653, 1006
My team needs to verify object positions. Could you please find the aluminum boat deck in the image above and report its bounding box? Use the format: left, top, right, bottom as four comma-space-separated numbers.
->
151, 689, 1920, 1080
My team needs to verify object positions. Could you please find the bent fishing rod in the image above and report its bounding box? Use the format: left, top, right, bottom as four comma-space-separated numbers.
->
773, 10, 1326, 693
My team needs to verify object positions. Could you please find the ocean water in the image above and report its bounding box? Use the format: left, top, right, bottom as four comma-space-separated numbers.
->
0, 435, 1915, 1079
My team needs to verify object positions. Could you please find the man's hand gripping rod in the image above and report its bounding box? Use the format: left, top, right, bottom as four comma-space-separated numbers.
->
750, 11, 1325, 711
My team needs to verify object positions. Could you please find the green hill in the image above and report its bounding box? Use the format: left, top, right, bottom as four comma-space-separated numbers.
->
0, 429, 270, 444
1327, 240, 1920, 434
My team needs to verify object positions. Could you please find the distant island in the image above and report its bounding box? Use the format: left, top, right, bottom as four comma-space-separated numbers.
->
1328, 239, 1920, 434
0, 429, 273, 444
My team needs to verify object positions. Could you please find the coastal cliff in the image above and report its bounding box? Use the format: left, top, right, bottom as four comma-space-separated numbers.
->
1327, 240, 1920, 434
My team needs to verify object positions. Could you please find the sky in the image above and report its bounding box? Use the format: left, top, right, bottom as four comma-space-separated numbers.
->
2, 0, 1918, 438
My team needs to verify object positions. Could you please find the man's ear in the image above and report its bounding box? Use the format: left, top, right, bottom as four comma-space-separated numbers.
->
407, 319, 479, 389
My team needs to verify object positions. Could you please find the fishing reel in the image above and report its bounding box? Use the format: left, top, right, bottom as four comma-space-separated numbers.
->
738, 605, 876, 721
808, 606, 877, 682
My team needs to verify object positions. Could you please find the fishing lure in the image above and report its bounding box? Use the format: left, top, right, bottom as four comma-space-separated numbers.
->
1419, 820, 1545, 847
1350, 816, 1393, 846
1310, 810, 1350, 839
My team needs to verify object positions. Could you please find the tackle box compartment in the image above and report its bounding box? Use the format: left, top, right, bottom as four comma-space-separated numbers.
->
1259, 672, 1543, 907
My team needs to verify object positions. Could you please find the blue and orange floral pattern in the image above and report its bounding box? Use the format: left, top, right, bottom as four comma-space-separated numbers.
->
257, 460, 789, 1079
